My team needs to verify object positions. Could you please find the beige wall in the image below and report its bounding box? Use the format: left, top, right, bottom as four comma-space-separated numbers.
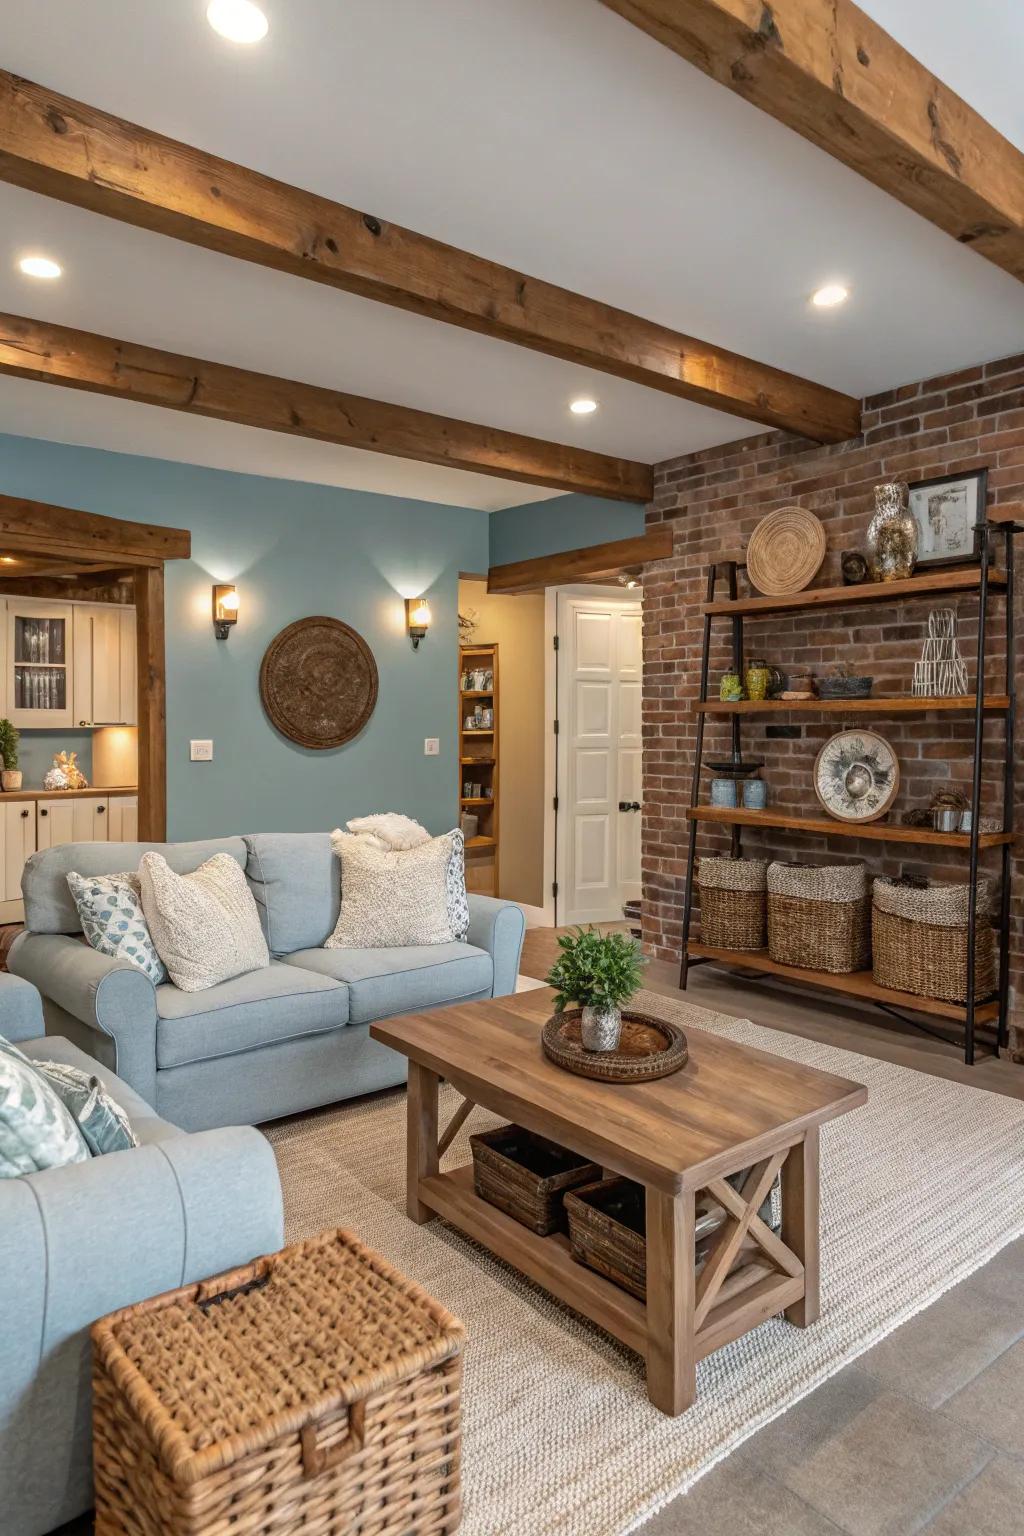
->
459, 579, 545, 909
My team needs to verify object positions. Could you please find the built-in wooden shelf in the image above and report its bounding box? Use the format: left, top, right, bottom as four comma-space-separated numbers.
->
689, 941, 999, 1025
466, 834, 498, 850
687, 806, 1014, 849
461, 727, 494, 735
696, 696, 1009, 715
703, 567, 1006, 618
460, 797, 493, 807
460, 756, 495, 766
460, 689, 494, 698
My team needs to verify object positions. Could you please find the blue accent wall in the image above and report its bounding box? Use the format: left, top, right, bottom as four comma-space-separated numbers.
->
488, 494, 645, 566
19, 729, 94, 788
0, 435, 488, 840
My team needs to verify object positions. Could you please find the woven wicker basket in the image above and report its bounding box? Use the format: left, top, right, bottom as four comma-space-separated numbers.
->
91, 1229, 465, 1536
872, 878, 997, 1003
767, 861, 871, 974
698, 856, 768, 951
470, 1124, 601, 1235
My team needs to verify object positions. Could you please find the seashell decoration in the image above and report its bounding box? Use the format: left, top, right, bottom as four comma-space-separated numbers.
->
43, 750, 89, 791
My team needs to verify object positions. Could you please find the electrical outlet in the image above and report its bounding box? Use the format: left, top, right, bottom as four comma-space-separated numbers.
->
190, 739, 214, 762
424, 738, 440, 756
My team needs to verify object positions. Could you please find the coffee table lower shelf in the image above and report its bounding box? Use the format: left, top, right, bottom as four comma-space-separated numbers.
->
418, 1164, 805, 1368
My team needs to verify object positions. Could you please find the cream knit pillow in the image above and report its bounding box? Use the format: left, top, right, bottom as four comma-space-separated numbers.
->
326, 830, 457, 949
139, 852, 270, 992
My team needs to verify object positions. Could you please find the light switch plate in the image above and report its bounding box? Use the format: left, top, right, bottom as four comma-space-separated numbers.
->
190, 739, 214, 762
424, 737, 440, 756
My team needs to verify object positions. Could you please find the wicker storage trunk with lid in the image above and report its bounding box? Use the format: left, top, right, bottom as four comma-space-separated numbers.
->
91, 1228, 465, 1536
767, 861, 871, 974
698, 856, 768, 951
872, 877, 997, 1003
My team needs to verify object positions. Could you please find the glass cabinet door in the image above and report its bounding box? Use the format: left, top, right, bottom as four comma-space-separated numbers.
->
7, 600, 74, 727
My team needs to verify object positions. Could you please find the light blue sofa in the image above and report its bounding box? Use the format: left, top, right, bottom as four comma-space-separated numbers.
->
0, 972, 284, 1536
9, 832, 526, 1132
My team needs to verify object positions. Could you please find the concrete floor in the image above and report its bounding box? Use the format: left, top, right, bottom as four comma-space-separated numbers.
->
53, 935, 1024, 1536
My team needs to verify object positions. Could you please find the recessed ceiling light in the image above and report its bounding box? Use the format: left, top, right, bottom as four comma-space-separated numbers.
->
207, 0, 269, 43
570, 397, 598, 416
18, 254, 62, 280
812, 283, 849, 309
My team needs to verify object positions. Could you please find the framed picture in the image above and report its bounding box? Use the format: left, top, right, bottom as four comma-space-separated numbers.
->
907, 469, 988, 568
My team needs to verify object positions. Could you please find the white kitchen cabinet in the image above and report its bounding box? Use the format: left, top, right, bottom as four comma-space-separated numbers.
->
37, 796, 109, 850
74, 604, 136, 726
107, 795, 139, 841
1, 802, 37, 903
7, 599, 74, 728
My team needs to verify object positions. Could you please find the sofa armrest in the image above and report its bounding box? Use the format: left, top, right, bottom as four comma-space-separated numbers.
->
0, 1127, 283, 1536
466, 895, 526, 998
0, 972, 45, 1043
8, 931, 158, 1104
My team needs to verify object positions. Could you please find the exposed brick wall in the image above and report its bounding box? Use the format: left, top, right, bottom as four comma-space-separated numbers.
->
643, 352, 1024, 1050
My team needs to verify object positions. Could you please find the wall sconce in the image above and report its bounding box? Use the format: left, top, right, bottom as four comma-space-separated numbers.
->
617, 569, 641, 590
212, 584, 239, 639
405, 597, 431, 650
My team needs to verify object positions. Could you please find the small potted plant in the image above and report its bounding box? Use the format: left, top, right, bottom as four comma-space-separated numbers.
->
545, 927, 645, 1052
0, 719, 21, 791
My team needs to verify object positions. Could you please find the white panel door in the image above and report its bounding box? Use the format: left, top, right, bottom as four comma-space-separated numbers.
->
74, 605, 127, 726
37, 797, 109, 848
558, 592, 642, 925
2, 803, 36, 902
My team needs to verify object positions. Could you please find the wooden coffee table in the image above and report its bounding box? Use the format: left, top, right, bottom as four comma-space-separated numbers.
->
371, 987, 866, 1416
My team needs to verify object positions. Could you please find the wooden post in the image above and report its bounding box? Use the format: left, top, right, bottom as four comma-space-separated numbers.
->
134, 564, 167, 841
781, 1128, 821, 1327
406, 1062, 440, 1224
645, 1186, 697, 1415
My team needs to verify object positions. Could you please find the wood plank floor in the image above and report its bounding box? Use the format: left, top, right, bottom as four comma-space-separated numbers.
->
520, 925, 1024, 1101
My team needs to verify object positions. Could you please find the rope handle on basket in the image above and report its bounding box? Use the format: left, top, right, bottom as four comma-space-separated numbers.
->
195, 1263, 271, 1312
300, 1399, 367, 1479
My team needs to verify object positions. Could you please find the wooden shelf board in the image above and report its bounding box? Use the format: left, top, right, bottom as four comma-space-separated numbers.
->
419, 1165, 648, 1353
466, 835, 498, 849
460, 689, 494, 698
460, 756, 494, 765
688, 942, 999, 1025
703, 568, 1006, 617
461, 728, 494, 735
696, 696, 1009, 715
687, 806, 1014, 849
460, 797, 494, 806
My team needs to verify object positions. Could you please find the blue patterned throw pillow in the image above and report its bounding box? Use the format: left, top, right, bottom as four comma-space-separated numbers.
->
0, 1036, 90, 1177
66, 870, 167, 984
32, 1059, 138, 1157
446, 828, 470, 941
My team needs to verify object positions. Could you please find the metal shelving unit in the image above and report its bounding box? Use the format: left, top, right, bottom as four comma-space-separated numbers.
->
678, 520, 1016, 1066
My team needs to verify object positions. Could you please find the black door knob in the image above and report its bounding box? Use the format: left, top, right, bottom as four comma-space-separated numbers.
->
617, 800, 642, 812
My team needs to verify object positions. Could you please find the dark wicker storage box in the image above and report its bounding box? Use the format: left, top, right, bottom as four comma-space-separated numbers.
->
872, 877, 997, 1003
698, 856, 768, 951
767, 861, 871, 974
470, 1124, 602, 1236
91, 1228, 465, 1536
564, 1175, 780, 1300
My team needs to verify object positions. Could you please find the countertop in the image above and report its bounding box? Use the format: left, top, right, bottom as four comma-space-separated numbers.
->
1, 786, 138, 802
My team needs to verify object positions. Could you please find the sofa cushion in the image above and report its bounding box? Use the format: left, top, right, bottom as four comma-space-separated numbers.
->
283, 942, 492, 1025
156, 961, 349, 1069
244, 833, 339, 955
24, 838, 248, 935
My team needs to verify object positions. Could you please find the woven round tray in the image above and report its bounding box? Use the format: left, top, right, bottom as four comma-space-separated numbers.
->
541, 1010, 688, 1083
746, 506, 827, 596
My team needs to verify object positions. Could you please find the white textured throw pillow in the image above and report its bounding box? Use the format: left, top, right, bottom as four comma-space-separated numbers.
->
138, 852, 270, 992
326, 830, 459, 948
345, 813, 431, 852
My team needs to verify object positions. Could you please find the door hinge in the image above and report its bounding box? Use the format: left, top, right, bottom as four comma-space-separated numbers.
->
552, 633, 560, 651
551, 881, 559, 898
552, 795, 559, 812
553, 718, 559, 735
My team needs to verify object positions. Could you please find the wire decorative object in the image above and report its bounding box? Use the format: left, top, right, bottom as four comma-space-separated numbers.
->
912, 608, 969, 697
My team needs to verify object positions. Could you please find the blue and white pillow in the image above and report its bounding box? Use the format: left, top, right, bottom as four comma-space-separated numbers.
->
33, 1059, 138, 1157
66, 870, 167, 984
446, 828, 470, 941
0, 1036, 90, 1177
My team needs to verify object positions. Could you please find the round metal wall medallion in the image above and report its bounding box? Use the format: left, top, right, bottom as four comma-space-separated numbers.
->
259, 617, 378, 750
813, 730, 900, 823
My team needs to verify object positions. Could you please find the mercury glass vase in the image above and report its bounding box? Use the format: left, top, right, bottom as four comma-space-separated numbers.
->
867, 480, 918, 582
580, 1003, 622, 1052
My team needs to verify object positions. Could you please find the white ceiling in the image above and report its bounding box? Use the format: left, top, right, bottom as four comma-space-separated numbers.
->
2, 0, 1024, 510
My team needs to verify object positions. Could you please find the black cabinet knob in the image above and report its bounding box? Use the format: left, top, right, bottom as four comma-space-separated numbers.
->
40, 808, 48, 817
97, 805, 105, 814
20, 808, 29, 818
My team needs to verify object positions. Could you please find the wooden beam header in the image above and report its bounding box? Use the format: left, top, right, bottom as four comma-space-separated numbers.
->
0, 313, 652, 502
488, 526, 673, 593
599, 0, 1024, 284
0, 490, 190, 563
0, 69, 860, 444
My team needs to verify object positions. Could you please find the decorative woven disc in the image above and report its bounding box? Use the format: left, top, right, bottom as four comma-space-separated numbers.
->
259, 617, 378, 750
746, 506, 827, 596
813, 729, 900, 823
541, 1010, 688, 1083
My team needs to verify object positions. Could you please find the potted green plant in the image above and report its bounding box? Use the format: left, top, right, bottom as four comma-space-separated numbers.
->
0, 719, 21, 791
545, 927, 645, 1052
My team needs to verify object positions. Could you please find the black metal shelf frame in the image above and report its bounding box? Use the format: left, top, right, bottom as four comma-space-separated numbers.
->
678, 519, 1017, 1066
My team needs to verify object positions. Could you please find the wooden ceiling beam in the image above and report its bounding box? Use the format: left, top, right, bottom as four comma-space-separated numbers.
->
0, 490, 190, 562
0, 313, 652, 502
598, 0, 1024, 283
0, 69, 860, 444
488, 526, 673, 593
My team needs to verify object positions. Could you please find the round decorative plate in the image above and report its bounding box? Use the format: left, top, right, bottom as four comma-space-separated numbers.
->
813, 729, 900, 823
746, 506, 827, 596
259, 617, 378, 750
541, 1010, 688, 1083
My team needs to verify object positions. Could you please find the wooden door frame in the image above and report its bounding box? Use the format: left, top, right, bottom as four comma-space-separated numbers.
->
0, 493, 190, 840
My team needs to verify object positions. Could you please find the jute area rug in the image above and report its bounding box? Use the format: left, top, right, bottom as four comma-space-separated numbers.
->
264, 990, 1024, 1536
